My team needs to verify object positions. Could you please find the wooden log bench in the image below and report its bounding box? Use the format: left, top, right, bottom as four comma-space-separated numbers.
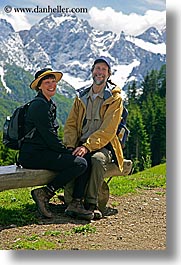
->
0, 159, 132, 211
0, 159, 132, 192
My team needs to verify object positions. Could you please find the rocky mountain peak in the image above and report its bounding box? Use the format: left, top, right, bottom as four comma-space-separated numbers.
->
0, 13, 166, 91
136, 26, 165, 44
0, 18, 15, 41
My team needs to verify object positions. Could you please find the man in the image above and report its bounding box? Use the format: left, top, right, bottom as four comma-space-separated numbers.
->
63, 57, 124, 219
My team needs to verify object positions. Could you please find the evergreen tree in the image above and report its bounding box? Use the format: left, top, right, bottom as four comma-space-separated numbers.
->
149, 96, 166, 165
140, 65, 166, 166
0, 132, 17, 165
127, 80, 138, 104
125, 104, 151, 172
140, 69, 158, 103
157, 64, 166, 98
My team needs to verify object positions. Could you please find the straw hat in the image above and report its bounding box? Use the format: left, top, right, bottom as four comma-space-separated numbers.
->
30, 68, 63, 90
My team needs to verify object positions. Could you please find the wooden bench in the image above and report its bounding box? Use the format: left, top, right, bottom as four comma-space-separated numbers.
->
0, 159, 132, 192
0, 160, 132, 212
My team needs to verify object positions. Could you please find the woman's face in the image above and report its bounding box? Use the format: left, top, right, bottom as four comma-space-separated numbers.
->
39, 77, 57, 100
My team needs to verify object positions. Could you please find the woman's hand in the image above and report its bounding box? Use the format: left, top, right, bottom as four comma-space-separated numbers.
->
72, 146, 88, 157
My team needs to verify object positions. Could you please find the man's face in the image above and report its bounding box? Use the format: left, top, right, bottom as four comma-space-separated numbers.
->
92, 62, 110, 85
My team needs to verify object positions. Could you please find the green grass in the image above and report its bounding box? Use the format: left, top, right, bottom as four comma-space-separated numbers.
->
0, 163, 166, 228
10, 224, 96, 250
71, 224, 96, 234
12, 235, 58, 250
109, 163, 166, 196
0, 188, 38, 226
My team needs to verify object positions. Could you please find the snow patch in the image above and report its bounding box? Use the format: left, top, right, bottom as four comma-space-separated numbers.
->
126, 36, 166, 54
52, 16, 74, 26
62, 73, 91, 90
0, 66, 11, 93
111, 60, 140, 89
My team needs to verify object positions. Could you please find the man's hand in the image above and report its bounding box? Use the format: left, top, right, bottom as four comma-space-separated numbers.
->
72, 146, 88, 157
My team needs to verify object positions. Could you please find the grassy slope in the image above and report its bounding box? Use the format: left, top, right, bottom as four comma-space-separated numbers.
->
109, 163, 166, 196
0, 163, 166, 228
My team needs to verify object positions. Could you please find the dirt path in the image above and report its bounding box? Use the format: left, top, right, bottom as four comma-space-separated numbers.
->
0, 188, 166, 250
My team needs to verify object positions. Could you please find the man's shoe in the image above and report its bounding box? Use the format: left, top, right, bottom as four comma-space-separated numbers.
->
102, 206, 118, 217
87, 203, 103, 220
31, 187, 54, 218
93, 209, 103, 220
65, 199, 94, 221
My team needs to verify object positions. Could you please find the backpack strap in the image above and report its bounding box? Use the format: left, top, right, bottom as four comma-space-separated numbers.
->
16, 97, 48, 167
23, 97, 48, 141
31, 97, 47, 104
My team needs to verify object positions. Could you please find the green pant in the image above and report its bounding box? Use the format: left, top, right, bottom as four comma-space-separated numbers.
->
64, 148, 113, 206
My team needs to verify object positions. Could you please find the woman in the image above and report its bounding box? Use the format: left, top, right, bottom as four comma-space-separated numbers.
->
18, 68, 93, 220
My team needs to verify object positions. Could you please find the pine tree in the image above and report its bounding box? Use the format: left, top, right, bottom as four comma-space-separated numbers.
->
149, 96, 166, 165
127, 80, 138, 104
125, 104, 151, 172
157, 64, 166, 98
139, 66, 166, 166
0, 132, 17, 165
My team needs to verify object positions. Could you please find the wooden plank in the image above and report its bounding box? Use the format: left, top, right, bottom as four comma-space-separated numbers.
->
0, 160, 132, 192
0, 165, 57, 192
103, 159, 132, 178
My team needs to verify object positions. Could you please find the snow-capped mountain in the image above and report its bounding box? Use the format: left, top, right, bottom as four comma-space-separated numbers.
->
0, 12, 166, 93
0, 19, 14, 41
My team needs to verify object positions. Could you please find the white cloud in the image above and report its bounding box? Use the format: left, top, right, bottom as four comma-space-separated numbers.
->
88, 7, 166, 36
0, 4, 166, 35
0, 10, 31, 31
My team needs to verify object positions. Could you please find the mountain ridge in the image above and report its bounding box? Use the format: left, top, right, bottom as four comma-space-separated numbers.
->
0, 12, 166, 92
0, 13, 166, 129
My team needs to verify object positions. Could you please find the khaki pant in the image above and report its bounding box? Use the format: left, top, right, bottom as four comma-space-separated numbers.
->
64, 148, 113, 206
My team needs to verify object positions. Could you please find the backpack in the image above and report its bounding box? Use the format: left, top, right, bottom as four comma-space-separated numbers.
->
116, 106, 130, 148
3, 97, 46, 150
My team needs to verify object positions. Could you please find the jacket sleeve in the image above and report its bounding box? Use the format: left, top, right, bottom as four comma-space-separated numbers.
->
83, 97, 123, 152
29, 100, 70, 153
63, 97, 83, 148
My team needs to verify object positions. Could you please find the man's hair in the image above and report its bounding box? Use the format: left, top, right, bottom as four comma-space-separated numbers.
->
91, 60, 111, 75
91, 56, 111, 75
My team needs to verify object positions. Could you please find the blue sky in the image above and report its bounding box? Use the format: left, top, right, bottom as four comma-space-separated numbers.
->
0, 0, 166, 35
0, 0, 166, 14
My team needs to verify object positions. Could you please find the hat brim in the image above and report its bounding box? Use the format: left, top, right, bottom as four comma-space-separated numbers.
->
94, 58, 111, 69
30, 70, 63, 90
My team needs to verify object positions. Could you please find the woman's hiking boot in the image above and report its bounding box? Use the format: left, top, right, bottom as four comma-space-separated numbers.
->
31, 187, 54, 218
65, 199, 94, 221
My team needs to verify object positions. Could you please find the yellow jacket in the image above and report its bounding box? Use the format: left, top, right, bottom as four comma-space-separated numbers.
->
63, 82, 124, 171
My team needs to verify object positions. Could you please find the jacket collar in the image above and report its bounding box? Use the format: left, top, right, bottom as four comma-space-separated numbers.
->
87, 86, 104, 99
36, 91, 56, 107
78, 82, 116, 100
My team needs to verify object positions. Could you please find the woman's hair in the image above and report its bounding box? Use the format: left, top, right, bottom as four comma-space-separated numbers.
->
36, 74, 56, 91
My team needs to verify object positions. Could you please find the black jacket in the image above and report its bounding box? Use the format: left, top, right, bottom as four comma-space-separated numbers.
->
21, 92, 69, 154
